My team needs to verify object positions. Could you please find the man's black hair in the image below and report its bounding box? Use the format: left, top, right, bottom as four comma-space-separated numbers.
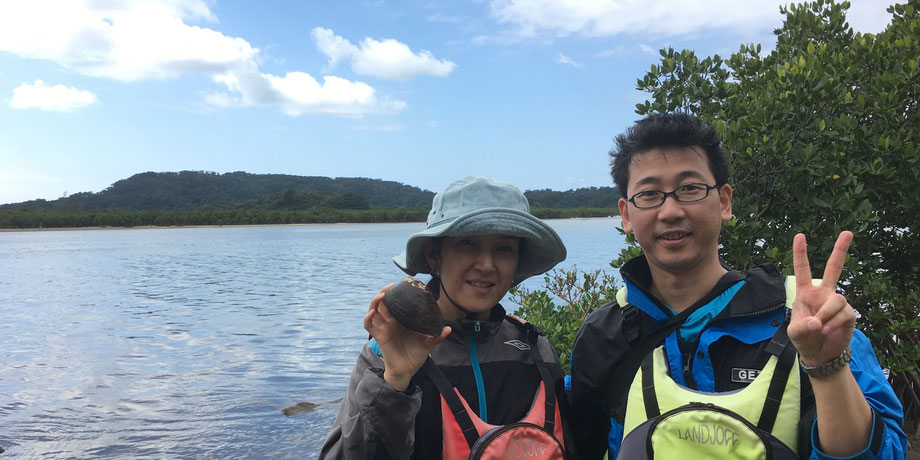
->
609, 112, 729, 198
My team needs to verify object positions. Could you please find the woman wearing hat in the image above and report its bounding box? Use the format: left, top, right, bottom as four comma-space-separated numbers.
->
320, 176, 569, 459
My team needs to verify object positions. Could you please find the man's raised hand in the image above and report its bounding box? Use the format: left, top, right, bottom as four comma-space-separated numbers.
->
787, 231, 857, 368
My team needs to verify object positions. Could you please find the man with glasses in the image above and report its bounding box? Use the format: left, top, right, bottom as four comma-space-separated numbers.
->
567, 113, 906, 459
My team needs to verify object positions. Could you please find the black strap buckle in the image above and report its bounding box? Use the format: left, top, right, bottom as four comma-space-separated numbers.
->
623, 305, 640, 344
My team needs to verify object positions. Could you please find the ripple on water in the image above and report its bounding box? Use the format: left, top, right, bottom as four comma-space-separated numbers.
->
0, 220, 626, 458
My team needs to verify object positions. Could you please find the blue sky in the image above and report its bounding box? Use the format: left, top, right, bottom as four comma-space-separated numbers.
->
0, 0, 896, 205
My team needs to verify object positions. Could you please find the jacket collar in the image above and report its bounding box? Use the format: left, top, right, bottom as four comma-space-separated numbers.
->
444, 304, 507, 341
620, 254, 785, 319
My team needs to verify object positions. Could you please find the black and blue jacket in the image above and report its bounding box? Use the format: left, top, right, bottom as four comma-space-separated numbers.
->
567, 255, 907, 460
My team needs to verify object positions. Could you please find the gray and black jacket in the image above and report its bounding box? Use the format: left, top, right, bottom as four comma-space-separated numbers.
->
320, 305, 567, 460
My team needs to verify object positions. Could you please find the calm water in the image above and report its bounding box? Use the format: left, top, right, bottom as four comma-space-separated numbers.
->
0, 218, 626, 459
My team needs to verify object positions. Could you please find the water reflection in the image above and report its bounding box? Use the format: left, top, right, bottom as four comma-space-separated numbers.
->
0, 219, 625, 458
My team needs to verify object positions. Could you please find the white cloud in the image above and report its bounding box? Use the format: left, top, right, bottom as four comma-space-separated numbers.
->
556, 52, 580, 67
312, 27, 360, 73
207, 62, 406, 117
845, 1, 894, 34
487, 0, 892, 39
10, 80, 97, 111
312, 27, 456, 81
267, 73, 406, 117
0, 0, 249, 81
0, 1, 406, 117
489, 0, 781, 38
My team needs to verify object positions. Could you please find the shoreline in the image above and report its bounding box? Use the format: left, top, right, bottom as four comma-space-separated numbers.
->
0, 216, 620, 233
0, 222, 403, 233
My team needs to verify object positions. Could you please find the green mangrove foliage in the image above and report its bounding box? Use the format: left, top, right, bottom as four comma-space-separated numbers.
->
0, 208, 430, 228
514, 0, 920, 430
510, 267, 619, 371
0, 207, 618, 229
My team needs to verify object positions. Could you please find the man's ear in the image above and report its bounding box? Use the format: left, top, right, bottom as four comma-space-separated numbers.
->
422, 239, 440, 270
719, 184, 733, 223
618, 197, 633, 234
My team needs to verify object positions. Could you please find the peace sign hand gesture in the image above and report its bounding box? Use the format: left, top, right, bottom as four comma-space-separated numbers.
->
787, 231, 857, 367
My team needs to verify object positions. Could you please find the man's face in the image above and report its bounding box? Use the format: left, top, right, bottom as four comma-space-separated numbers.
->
617, 147, 733, 276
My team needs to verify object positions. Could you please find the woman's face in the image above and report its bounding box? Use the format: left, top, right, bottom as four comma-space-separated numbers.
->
424, 234, 520, 321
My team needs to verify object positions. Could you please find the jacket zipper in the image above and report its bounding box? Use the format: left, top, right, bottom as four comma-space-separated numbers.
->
682, 350, 696, 388
678, 300, 786, 390
469, 320, 487, 422
623, 268, 787, 389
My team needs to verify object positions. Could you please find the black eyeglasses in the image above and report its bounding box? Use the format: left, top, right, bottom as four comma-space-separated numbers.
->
628, 183, 721, 209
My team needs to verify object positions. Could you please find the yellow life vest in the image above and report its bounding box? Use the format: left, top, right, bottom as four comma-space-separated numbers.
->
618, 277, 810, 458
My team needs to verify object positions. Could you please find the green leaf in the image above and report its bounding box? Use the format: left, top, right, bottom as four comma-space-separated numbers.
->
600, 0, 920, 414
664, 58, 675, 72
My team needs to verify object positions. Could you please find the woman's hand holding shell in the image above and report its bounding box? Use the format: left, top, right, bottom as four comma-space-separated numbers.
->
364, 283, 451, 391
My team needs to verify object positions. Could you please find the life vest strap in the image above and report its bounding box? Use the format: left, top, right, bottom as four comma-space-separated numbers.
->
757, 309, 795, 433
424, 358, 480, 448
640, 352, 660, 419
638, 309, 795, 431
425, 316, 557, 449
524, 322, 557, 434
604, 301, 696, 418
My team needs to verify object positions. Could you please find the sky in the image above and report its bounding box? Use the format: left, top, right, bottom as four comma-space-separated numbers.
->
0, 0, 898, 205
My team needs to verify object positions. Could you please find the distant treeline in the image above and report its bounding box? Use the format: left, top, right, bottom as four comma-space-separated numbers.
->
1, 171, 434, 211
525, 187, 619, 209
531, 207, 617, 219
203, 188, 372, 210
0, 171, 622, 229
1, 171, 619, 213
0, 207, 617, 229
0, 208, 429, 229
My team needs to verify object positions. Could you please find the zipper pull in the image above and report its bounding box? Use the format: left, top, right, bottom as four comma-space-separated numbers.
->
474, 321, 481, 332
681, 350, 700, 389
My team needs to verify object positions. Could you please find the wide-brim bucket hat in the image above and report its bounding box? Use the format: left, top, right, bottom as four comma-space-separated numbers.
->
393, 176, 566, 287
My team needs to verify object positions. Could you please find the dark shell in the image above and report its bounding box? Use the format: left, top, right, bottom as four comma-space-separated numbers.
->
383, 277, 444, 336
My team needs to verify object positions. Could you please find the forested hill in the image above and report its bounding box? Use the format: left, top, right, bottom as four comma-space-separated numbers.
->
0, 171, 619, 211
525, 187, 618, 209
2, 171, 435, 211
